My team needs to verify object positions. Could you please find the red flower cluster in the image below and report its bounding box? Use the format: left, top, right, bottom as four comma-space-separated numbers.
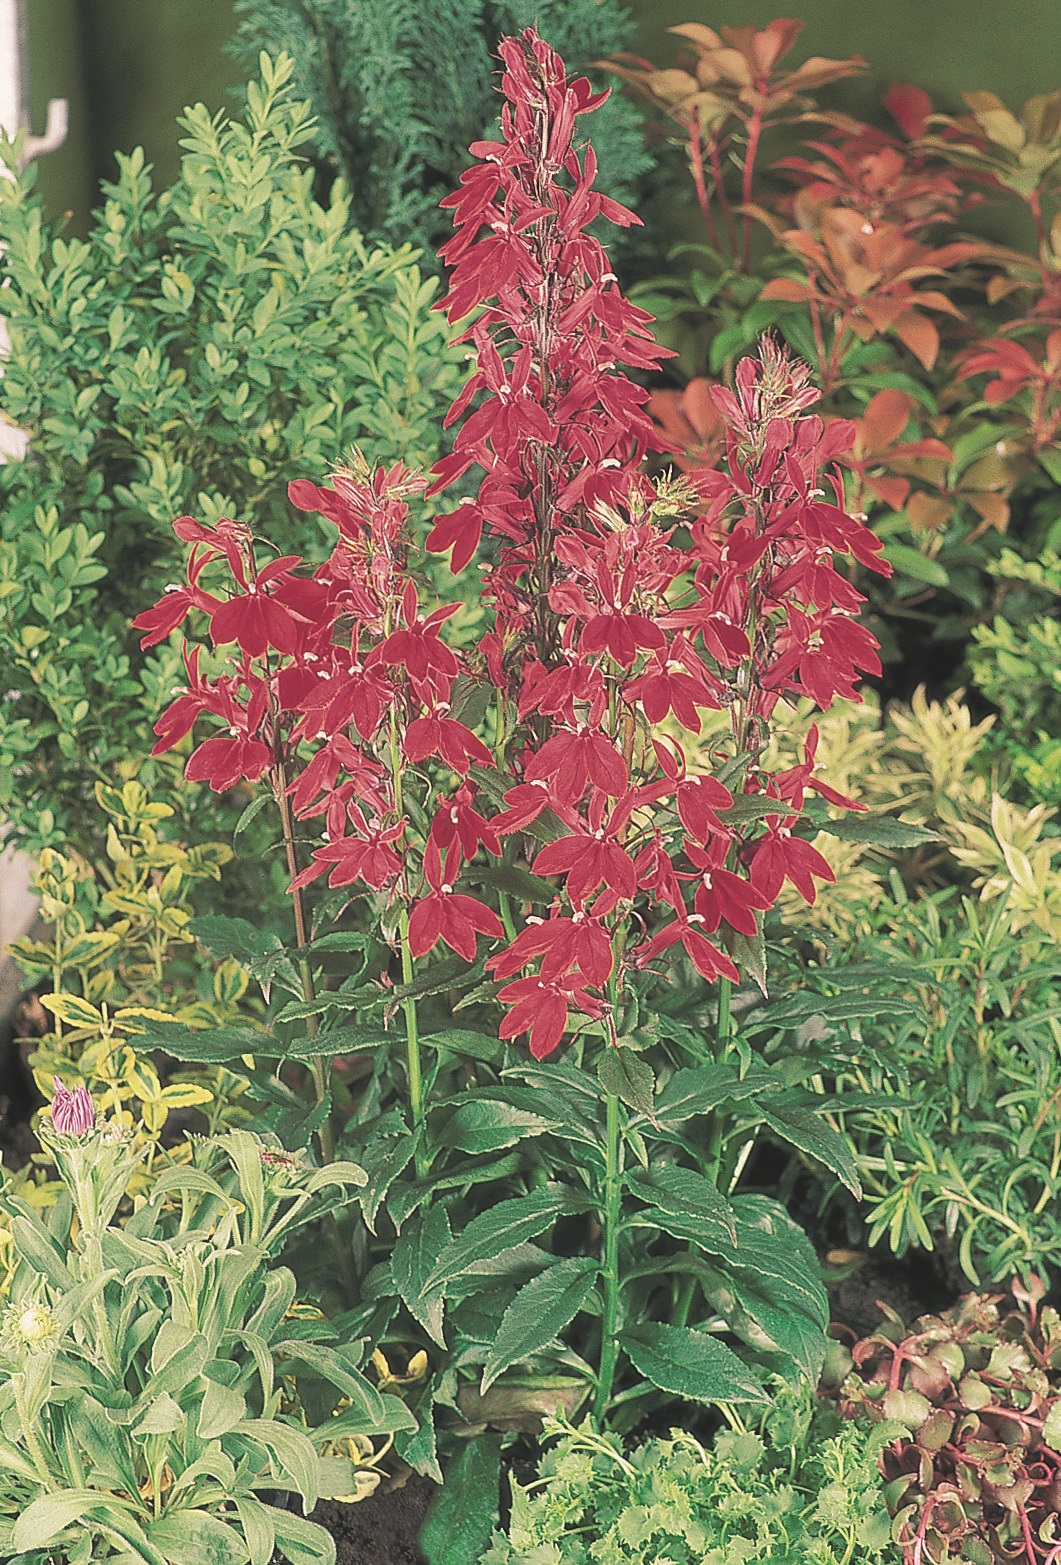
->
134, 28, 889, 1063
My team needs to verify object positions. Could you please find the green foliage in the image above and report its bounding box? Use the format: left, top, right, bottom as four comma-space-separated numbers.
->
0, 50, 464, 854
821, 890, 1061, 1289
228, 0, 656, 265
479, 1380, 899, 1564
0, 1123, 381, 1565
8, 779, 249, 1147
136, 925, 849, 1429
968, 545, 1061, 807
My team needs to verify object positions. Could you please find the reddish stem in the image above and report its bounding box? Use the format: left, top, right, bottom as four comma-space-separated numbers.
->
710, 137, 739, 263
687, 118, 721, 252
740, 105, 764, 273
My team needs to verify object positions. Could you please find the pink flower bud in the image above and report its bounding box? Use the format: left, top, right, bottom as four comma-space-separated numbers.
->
50, 1077, 95, 1135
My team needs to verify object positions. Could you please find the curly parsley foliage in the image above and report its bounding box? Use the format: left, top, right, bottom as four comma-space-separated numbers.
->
481, 1381, 900, 1565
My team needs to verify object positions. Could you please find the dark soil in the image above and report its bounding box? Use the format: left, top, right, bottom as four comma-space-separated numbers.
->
309, 1475, 435, 1565
826, 1252, 955, 1334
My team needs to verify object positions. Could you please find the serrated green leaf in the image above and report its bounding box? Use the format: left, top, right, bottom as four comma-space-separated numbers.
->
423, 1186, 585, 1296
626, 1165, 737, 1254
652, 1063, 773, 1127
622, 1322, 768, 1406
823, 814, 942, 849
480, 1259, 600, 1393
757, 1103, 862, 1197
729, 925, 768, 994
285, 1024, 393, 1057
395, 1394, 443, 1483
419, 1433, 500, 1565
421, 1028, 505, 1063
742, 990, 918, 1033
189, 915, 280, 962
232, 792, 276, 846
709, 1195, 830, 1381
392, 1205, 451, 1347
388, 955, 479, 1004
308, 932, 372, 953
598, 1047, 655, 1115
129, 1018, 278, 1062
432, 1097, 554, 1154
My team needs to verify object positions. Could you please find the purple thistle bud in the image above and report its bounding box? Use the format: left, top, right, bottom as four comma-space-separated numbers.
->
51, 1077, 95, 1135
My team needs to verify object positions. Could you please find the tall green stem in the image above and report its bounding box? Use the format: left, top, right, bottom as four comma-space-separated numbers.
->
398, 905, 427, 1179
703, 976, 735, 1187
593, 1089, 623, 1422
275, 769, 335, 1167
716, 975, 733, 1053
386, 707, 427, 1178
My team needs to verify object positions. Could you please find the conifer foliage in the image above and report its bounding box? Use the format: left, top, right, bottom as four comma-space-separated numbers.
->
228, 0, 655, 261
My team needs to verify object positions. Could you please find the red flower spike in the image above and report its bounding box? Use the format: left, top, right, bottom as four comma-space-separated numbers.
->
131, 31, 894, 1047
427, 22, 673, 653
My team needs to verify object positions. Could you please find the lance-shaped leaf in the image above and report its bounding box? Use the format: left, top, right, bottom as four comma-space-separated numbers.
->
622, 1322, 768, 1406
480, 1258, 600, 1393
756, 1102, 862, 1197
709, 1195, 830, 1382
422, 1185, 589, 1297
392, 1204, 451, 1346
625, 1164, 737, 1254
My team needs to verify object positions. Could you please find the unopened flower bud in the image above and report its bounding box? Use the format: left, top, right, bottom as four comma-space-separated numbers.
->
50, 1077, 95, 1135
17, 1305, 53, 1345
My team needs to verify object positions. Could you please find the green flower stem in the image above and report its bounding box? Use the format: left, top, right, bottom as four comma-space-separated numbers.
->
703, 976, 734, 1187
273, 763, 336, 1169
716, 975, 733, 1051
593, 1088, 623, 1423
386, 699, 428, 1179
397, 905, 427, 1179
675, 976, 735, 1329
271, 754, 361, 1302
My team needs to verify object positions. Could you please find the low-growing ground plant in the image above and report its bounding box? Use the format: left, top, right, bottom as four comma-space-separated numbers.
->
0, 1093, 377, 1565
828, 1278, 1061, 1565
480, 1377, 900, 1564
